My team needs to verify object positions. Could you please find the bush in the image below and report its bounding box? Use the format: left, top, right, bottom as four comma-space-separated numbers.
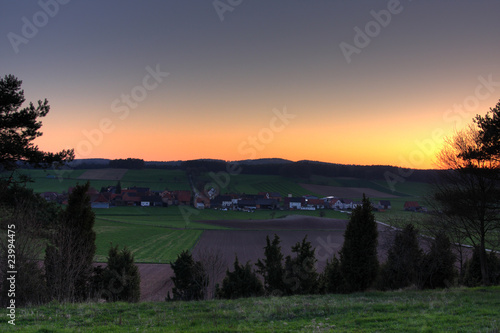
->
99, 245, 141, 302
283, 235, 319, 295
170, 250, 208, 301
319, 255, 344, 294
379, 224, 423, 290
422, 232, 456, 289
464, 248, 500, 287
217, 256, 264, 299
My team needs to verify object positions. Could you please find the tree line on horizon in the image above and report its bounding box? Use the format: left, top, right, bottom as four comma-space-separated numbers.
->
65, 158, 439, 183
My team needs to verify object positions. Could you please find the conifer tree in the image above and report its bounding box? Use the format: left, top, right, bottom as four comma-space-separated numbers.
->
44, 182, 96, 301
217, 256, 264, 299
380, 224, 423, 290
319, 255, 343, 294
0, 74, 73, 174
422, 232, 456, 289
339, 194, 378, 292
101, 245, 141, 302
283, 235, 319, 295
256, 234, 285, 295
170, 250, 207, 301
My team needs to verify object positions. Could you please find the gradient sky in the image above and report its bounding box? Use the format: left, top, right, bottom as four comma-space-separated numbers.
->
2, 1, 500, 169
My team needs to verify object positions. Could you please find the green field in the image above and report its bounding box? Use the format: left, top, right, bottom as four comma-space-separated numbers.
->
120, 169, 190, 191
94, 219, 202, 263
196, 173, 319, 197
6, 168, 431, 263
93, 206, 350, 263
1, 168, 190, 193
4, 287, 500, 332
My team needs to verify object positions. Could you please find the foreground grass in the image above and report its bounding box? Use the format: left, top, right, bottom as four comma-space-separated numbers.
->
3, 287, 500, 332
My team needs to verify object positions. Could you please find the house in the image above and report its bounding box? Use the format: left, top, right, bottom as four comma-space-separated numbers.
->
210, 195, 234, 209
256, 198, 278, 209
285, 197, 305, 209
379, 200, 392, 209
305, 198, 325, 209
236, 199, 257, 211
128, 186, 151, 196
329, 198, 343, 210
174, 190, 192, 205
161, 191, 175, 206
40, 192, 58, 202
140, 195, 164, 207
258, 192, 282, 202
341, 199, 353, 209
196, 196, 210, 209
91, 193, 110, 209
122, 192, 141, 206
404, 201, 421, 211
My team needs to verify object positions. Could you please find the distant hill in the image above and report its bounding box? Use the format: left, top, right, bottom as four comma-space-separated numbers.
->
62, 158, 439, 183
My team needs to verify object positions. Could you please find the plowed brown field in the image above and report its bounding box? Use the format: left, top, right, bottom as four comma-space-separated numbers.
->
137, 216, 400, 301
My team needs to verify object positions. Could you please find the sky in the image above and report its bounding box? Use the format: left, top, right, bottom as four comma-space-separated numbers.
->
2, 1, 500, 169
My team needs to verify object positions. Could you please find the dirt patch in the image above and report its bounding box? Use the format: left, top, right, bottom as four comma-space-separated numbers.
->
137, 263, 173, 302
300, 183, 398, 199
78, 169, 128, 181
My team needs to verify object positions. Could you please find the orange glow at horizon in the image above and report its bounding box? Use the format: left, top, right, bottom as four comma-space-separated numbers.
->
35, 110, 453, 170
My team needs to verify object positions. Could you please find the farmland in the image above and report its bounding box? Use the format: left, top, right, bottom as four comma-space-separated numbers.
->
5, 167, 434, 301
4, 167, 432, 268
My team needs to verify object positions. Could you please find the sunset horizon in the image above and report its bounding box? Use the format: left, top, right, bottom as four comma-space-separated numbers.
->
4, 1, 500, 171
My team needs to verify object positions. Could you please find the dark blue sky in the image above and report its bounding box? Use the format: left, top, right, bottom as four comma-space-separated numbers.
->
2, 1, 500, 167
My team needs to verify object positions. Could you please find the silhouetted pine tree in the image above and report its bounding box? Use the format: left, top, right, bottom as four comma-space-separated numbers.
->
101, 245, 140, 302
256, 234, 286, 296
170, 250, 207, 301
339, 194, 378, 292
217, 256, 264, 299
380, 224, 423, 290
422, 232, 456, 289
319, 255, 344, 294
283, 235, 319, 295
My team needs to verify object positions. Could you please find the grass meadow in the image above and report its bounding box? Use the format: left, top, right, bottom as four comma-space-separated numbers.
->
4, 287, 500, 332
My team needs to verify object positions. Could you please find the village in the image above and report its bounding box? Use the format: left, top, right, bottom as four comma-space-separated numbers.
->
39, 183, 425, 213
